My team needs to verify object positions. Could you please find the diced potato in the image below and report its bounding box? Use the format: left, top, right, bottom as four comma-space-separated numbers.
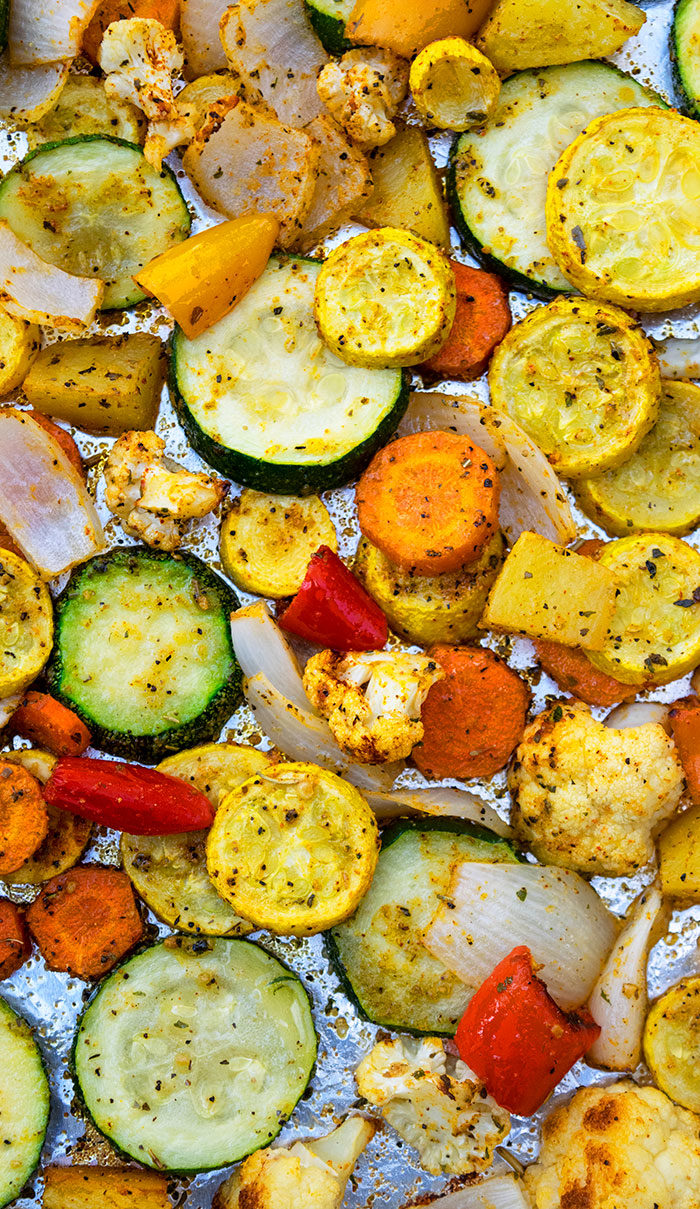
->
476, 0, 645, 72
358, 126, 450, 248
177, 72, 240, 133
347, 0, 495, 58
480, 530, 618, 649
30, 76, 144, 146
297, 115, 373, 251
183, 99, 320, 248
23, 333, 165, 435
43, 1165, 170, 1209
659, 804, 700, 903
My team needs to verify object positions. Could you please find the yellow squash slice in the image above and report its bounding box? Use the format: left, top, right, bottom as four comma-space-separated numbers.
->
220, 490, 337, 598
546, 107, 700, 312
644, 978, 700, 1114
409, 37, 500, 131
314, 227, 456, 369
30, 76, 144, 147
576, 380, 700, 537
587, 534, 700, 685
206, 762, 380, 935
488, 297, 660, 478
0, 309, 39, 395
0, 549, 53, 697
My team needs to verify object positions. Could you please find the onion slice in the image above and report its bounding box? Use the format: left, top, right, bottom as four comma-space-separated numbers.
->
587, 881, 666, 1071
9, 0, 98, 64
180, 0, 230, 76
399, 392, 508, 470
362, 786, 511, 837
424, 862, 618, 1010
653, 336, 700, 381
230, 602, 313, 714
483, 409, 577, 545
0, 408, 105, 578
604, 701, 671, 734
0, 56, 69, 120
413, 1175, 530, 1209
244, 672, 402, 791
0, 223, 103, 330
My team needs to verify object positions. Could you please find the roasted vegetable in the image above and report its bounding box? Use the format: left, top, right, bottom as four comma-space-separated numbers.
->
316, 47, 408, 149
0, 308, 38, 395
10, 692, 91, 757
0, 900, 30, 979
644, 978, 700, 1114
0, 997, 49, 1207
30, 76, 143, 146
177, 72, 240, 133
297, 113, 372, 250
346, 0, 494, 58
220, 490, 337, 597
410, 37, 500, 131
42, 1166, 171, 1209
359, 126, 450, 248
669, 696, 700, 803
279, 546, 388, 650
82, 0, 180, 63
658, 801, 700, 902
476, 0, 645, 71
26, 866, 144, 978
421, 261, 511, 381
0, 548, 53, 697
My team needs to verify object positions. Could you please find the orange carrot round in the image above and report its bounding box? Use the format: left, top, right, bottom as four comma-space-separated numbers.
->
10, 692, 92, 758
0, 761, 49, 876
27, 867, 144, 979
413, 645, 529, 779
421, 261, 512, 382
356, 431, 500, 575
0, 900, 31, 980
29, 412, 83, 478
534, 639, 637, 707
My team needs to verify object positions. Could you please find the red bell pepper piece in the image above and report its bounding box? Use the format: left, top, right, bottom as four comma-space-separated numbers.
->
669, 696, 700, 804
44, 756, 215, 835
278, 545, 388, 651
455, 945, 601, 1117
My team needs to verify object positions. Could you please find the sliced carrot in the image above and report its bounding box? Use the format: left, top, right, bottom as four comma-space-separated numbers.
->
0, 900, 30, 979
10, 692, 92, 757
413, 644, 529, 779
534, 639, 637, 707
0, 761, 49, 876
26, 866, 144, 978
422, 261, 511, 382
29, 411, 83, 478
669, 696, 700, 804
356, 430, 500, 575
82, 0, 180, 63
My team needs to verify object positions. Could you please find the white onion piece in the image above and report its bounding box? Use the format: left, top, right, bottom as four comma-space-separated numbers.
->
245, 673, 402, 791
363, 787, 511, 837
230, 602, 313, 714
587, 882, 666, 1071
0, 223, 103, 330
424, 862, 618, 1010
181, 0, 229, 76
9, 0, 97, 64
653, 337, 700, 381
399, 392, 508, 470
414, 1175, 530, 1209
0, 408, 105, 577
483, 409, 577, 545
0, 56, 69, 120
604, 701, 671, 734
0, 694, 21, 728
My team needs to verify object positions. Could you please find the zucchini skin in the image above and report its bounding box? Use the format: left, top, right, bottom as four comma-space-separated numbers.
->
0, 997, 50, 1209
44, 547, 243, 765
672, 0, 700, 118
0, 0, 8, 54
304, 0, 351, 54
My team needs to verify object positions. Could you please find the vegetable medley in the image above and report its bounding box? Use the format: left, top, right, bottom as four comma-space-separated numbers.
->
0, 0, 700, 1207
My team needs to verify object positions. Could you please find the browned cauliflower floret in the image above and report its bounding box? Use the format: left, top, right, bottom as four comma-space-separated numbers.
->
525, 1081, 700, 1209
355, 1036, 510, 1176
303, 649, 444, 763
316, 48, 408, 148
509, 701, 684, 876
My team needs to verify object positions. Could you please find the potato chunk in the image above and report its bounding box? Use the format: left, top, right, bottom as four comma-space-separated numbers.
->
297, 115, 372, 251
347, 0, 494, 58
358, 127, 450, 248
659, 803, 700, 904
43, 1165, 170, 1209
477, 0, 645, 72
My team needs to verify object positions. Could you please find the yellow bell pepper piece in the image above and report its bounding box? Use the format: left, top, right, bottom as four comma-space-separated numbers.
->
134, 213, 279, 338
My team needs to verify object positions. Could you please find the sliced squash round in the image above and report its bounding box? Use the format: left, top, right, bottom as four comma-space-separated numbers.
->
0, 549, 53, 698
206, 762, 380, 936
488, 297, 660, 479
220, 490, 337, 597
586, 534, 700, 686
546, 107, 700, 312
30, 76, 144, 147
409, 37, 500, 131
644, 977, 700, 1113
314, 228, 456, 369
576, 380, 700, 537
0, 310, 39, 394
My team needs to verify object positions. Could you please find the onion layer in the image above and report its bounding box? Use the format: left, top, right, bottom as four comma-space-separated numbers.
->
653, 336, 700, 381
9, 0, 98, 65
413, 1175, 530, 1209
604, 702, 671, 734
362, 786, 511, 836
230, 602, 313, 714
0, 223, 103, 330
399, 392, 508, 470
0, 57, 69, 120
483, 409, 577, 545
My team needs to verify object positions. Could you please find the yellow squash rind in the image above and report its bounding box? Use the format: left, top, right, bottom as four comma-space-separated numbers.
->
409, 37, 501, 131
220, 490, 337, 598
643, 978, 700, 1114
0, 549, 53, 697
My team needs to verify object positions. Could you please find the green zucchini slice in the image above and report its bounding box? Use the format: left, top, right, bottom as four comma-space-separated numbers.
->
672, 0, 700, 117
448, 61, 662, 296
0, 997, 49, 1208
74, 938, 317, 1171
328, 818, 518, 1035
45, 547, 242, 764
171, 256, 408, 495
0, 136, 190, 309
304, 0, 353, 54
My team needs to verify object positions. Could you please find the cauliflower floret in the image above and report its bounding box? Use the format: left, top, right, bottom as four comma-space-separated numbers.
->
99, 17, 195, 168
213, 1116, 376, 1209
509, 701, 684, 876
525, 1081, 700, 1209
317, 48, 408, 148
355, 1036, 510, 1177
103, 430, 227, 551
303, 649, 444, 763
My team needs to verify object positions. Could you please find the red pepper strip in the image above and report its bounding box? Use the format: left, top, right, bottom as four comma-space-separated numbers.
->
669, 696, 700, 804
278, 545, 388, 651
455, 945, 601, 1117
43, 756, 214, 835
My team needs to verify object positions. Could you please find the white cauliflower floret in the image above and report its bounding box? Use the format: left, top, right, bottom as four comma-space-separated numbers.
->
213, 1116, 376, 1209
303, 649, 444, 763
103, 430, 227, 551
99, 17, 195, 168
317, 48, 408, 148
525, 1081, 700, 1209
355, 1036, 510, 1177
509, 700, 684, 876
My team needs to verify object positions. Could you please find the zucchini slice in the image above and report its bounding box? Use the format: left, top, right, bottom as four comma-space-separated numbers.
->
30, 77, 144, 147
0, 997, 49, 1208
673, 0, 700, 117
488, 297, 660, 479
121, 743, 274, 936
546, 107, 700, 312
45, 548, 242, 764
328, 818, 518, 1035
74, 937, 317, 1171
171, 256, 408, 495
0, 136, 190, 310
576, 380, 700, 537
220, 490, 337, 598
207, 763, 379, 936
448, 61, 661, 295
304, 0, 353, 54
643, 977, 700, 1113
0, 549, 53, 698
587, 534, 700, 686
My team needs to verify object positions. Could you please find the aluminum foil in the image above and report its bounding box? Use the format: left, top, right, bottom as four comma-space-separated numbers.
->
3, 2, 700, 1204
